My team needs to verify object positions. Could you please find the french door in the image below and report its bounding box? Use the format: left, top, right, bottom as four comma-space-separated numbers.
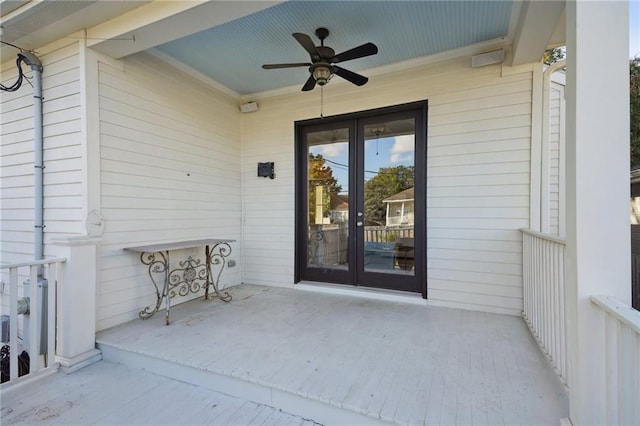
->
295, 101, 427, 295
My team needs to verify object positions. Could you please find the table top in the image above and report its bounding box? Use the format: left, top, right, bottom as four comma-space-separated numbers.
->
124, 238, 235, 253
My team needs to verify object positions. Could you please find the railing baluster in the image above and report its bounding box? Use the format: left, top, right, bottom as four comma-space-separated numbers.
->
537, 237, 542, 341
544, 239, 550, 353
523, 233, 530, 322
619, 323, 632, 424
47, 263, 57, 366
521, 228, 567, 385
9, 267, 19, 381
532, 237, 538, 336
605, 314, 618, 424
1, 258, 66, 385
558, 246, 569, 383
550, 241, 556, 356
551, 241, 557, 369
28, 265, 40, 371
630, 333, 640, 421
527, 233, 532, 322
551, 244, 562, 375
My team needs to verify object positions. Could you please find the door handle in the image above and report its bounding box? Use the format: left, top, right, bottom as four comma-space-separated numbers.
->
357, 221, 363, 227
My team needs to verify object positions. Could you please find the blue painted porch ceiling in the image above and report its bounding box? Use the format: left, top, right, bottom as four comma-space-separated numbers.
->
155, 1, 514, 95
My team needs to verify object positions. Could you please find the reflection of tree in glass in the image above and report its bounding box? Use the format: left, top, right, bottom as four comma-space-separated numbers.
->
364, 165, 414, 226
308, 154, 342, 223
544, 50, 639, 168
631, 57, 640, 167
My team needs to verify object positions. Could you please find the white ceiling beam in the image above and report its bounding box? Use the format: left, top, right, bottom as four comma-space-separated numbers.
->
0, 0, 149, 64
0, 0, 34, 18
548, 8, 566, 47
510, 0, 565, 65
87, 0, 284, 59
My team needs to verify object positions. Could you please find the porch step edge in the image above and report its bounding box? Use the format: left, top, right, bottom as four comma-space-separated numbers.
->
296, 282, 427, 306
97, 341, 393, 426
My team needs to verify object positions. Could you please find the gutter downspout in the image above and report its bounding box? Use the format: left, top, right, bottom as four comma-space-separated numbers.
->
17, 52, 49, 356
19, 52, 44, 267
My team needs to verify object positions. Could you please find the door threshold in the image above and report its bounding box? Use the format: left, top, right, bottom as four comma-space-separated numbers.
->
296, 281, 427, 306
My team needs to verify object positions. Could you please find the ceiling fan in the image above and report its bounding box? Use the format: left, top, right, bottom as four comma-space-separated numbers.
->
262, 27, 378, 92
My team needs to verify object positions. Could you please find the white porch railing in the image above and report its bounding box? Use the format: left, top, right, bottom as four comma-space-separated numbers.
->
591, 295, 640, 425
385, 213, 414, 227
364, 226, 414, 243
521, 229, 568, 384
0, 258, 65, 386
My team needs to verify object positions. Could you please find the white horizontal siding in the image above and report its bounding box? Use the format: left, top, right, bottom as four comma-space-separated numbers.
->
3, 45, 537, 324
424, 66, 528, 317
241, 57, 533, 315
1, 40, 83, 270
97, 53, 242, 330
548, 83, 564, 236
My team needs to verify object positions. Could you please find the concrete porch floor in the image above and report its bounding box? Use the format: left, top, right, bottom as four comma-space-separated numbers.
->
3, 284, 568, 425
0, 361, 319, 425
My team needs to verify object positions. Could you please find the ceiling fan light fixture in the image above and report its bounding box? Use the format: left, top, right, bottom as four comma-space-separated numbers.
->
311, 64, 332, 86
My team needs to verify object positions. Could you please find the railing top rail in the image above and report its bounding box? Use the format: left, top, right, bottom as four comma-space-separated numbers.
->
591, 295, 640, 334
520, 228, 566, 245
0, 257, 67, 270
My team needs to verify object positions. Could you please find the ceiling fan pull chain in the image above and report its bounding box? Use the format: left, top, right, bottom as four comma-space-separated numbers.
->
320, 85, 324, 118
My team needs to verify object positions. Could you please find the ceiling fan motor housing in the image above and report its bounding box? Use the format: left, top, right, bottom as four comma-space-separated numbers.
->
315, 46, 335, 62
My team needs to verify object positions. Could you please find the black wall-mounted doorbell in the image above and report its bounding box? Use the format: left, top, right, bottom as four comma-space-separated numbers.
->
257, 162, 275, 179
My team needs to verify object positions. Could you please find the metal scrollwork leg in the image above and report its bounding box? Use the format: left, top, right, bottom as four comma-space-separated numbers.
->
167, 256, 208, 298
137, 243, 232, 324
206, 243, 232, 302
138, 251, 169, 320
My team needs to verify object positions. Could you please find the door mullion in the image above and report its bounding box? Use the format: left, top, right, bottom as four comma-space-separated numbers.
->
353, 119, 363, 285
348, 120, 358, 285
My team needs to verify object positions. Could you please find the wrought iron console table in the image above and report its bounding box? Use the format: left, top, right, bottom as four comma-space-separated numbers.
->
125, 239, 234, 325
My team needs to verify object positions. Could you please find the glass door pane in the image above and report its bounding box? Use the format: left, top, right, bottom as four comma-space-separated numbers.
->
362, 118, 415, 275
306, 128, 350, 270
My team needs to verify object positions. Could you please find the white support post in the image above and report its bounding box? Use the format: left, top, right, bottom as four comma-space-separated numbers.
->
530, 63, 544, 231
558, 85, 566, 239
541, 65, 551, 234
52, 236, 102, 373
565, 1, 630, 424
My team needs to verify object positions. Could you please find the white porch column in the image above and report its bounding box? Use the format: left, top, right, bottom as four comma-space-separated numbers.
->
52, 236, 102, 372
565, 1, 630, 425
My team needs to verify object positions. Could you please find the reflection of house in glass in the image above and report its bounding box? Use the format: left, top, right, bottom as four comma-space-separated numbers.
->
329, 194, 349, 223
383, 187, 414, 227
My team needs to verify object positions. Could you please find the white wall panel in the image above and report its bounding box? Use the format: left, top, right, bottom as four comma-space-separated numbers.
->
1, 39, 83, 266
96, 52, 242, 330
3, 44, 538, 324
241, 57, 533, 315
